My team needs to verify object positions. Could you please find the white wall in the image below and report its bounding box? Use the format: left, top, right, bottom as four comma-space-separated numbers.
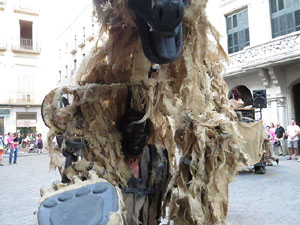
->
55, 2, 99, 86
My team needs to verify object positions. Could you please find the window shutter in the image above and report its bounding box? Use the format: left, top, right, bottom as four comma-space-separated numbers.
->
271, 0, 278, 13
226, 8, 250, 53
278, 0, 285, 10
226, 17, 232, 30
286, 12, 294, 28
295, 9, 300, 25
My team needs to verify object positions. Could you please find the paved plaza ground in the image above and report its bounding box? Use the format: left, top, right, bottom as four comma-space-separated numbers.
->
227, 156, 300, 225
0, 154, 300, 225
0, 154, 60, 225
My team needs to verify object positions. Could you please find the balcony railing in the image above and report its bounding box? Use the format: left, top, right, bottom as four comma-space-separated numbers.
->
226, 31, 300, 76
0, 92, 43, 105
0, 99, 42, 105
12, 38, 41, 54
20, 38, 33, 50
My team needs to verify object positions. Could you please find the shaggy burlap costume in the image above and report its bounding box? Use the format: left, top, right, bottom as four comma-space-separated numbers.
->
42, 0, 247, 224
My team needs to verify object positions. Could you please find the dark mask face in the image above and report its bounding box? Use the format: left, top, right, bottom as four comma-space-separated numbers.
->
128, 0, 187, 64
122, 122, 148, 156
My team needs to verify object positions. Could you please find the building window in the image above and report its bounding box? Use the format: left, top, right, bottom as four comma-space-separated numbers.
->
74, 59, 77, 70
59, 70, 61, 81
83, 27, 86, 43
226, 8, 250, 54
270, 0, 300, 38
26, 94, 30, 102
72, 59, 77, 76
19, 20, 33, 50
65, 65, 68, 77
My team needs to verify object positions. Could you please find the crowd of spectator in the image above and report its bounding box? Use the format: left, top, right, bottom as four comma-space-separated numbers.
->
265, 119, 300, 162
0, 132, 43, 166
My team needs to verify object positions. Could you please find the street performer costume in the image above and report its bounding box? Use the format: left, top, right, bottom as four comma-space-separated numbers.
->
38, 0, 247, 224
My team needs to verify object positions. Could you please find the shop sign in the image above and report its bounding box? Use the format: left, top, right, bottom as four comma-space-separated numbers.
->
0, 109, 10, 115
16, 119, 36, 127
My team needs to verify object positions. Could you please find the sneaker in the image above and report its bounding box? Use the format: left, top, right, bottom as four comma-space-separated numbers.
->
0, 164, 4, 166
287, 157, 292, 160
297, 159, 300, 162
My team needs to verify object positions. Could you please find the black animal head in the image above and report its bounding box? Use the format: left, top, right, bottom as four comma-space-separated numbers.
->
128, 0, 188, 64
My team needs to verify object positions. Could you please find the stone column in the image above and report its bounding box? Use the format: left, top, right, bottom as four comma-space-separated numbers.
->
276, 97, 287, 128
266, 96, 288, 155
267, 97, 279, 124
277, 97, 288, 155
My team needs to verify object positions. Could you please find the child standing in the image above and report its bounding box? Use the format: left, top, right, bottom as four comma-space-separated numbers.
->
37, 134, 43, 154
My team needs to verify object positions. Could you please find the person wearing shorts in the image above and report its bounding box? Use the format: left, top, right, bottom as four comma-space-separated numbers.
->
274, 122, 285, 155
286, 119, 300, 160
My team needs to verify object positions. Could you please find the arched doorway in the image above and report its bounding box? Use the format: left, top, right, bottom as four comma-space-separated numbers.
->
292, 82, 300, 125
228, 85, 253, 107
228, 85, 254, 119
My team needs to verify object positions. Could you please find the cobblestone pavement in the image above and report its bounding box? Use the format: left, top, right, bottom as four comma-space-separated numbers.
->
227, 156, 300, 225
1, 154, 300, 225
0, 154, 60, 225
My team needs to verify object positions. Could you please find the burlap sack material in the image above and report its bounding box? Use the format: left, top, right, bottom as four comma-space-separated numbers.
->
41, 0, 250, 224
236, 120, 264, 166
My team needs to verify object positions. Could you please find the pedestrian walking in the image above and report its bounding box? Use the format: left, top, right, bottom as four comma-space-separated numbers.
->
13, 133, 19, 164
0, 136, 4, 166
274, 122, 286, 155
17, 133, 23, 152
286, 119, 300, 160
37, 134, 43, 154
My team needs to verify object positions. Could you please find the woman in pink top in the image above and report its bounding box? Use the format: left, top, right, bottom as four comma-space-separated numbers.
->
266, 126, 275, 143
8, 132, 18, 164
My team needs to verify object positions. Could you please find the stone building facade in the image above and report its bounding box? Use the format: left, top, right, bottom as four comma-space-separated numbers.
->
215, 0, 300, 128
56, 2, 99, 87
0, 0, 48, 137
